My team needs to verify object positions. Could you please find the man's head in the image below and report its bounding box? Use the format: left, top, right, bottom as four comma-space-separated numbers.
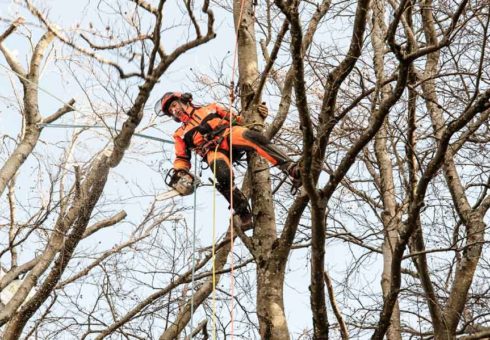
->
155, 92, 193, 123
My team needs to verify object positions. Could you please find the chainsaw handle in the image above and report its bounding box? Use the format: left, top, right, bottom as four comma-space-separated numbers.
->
165, 168, 197, 187
164, 168, 177, 187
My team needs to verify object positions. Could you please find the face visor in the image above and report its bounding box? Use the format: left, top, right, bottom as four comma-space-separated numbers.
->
154, 92, 193, 120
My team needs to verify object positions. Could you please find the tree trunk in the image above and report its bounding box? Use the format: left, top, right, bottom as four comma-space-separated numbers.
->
233, 0, 291, 338
371, 0, 402, 337
256, 265, 290, 339
419, 1, 485, 337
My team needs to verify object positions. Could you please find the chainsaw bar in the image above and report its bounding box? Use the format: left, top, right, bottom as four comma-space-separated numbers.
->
156, 189, 183, 201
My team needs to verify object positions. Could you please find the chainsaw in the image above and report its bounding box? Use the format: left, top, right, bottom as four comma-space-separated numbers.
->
157, 169, 201, 201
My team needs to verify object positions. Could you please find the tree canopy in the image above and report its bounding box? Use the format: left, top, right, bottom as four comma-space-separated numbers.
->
1, 0, 490, 339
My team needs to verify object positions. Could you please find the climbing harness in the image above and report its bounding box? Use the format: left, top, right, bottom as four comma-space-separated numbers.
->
195, 125, 228, 158
194, 123, 248, 166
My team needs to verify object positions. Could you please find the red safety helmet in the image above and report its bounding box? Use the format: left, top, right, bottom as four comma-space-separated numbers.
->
154, 92, 193, 119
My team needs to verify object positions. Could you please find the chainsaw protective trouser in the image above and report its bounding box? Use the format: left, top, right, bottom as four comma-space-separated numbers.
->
212, 126, 292, 166
206, 126, 296, 214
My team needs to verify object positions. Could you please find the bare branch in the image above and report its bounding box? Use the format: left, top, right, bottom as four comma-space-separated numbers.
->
0, 43, 27, 79
79, 33, 151, 50
26, 0, 144, 79
28, 31, 54, 80
130, 0, 159, 15
254, 19, 289, 105
324, 271, 349, 340
184, 319, 208, 340
0, 17, 24, 44
82, 210, 127, 238
42, 98, 76, 124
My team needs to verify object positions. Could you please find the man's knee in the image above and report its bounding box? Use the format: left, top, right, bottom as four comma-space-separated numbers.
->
243, 129, 269, 145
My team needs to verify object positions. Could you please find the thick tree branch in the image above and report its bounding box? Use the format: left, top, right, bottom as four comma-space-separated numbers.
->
0, 31, 56, 196
0, 17, 24, 43
372, 88, 490, 340
265, 0, 332, 140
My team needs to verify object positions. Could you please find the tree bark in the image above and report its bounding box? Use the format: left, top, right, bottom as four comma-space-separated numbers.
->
160, 229, 234, 340
0, 1, 216, 334
233, 0, 290, 338
256, 266, 289, 339
2, 154, 110, 339
371, 0, 402, 337
418, 1, 486, 337
0, 32, 51, 196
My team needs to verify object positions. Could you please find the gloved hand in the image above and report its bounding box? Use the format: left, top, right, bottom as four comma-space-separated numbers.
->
170, 169, 192, 185
233, 115, 244, 126
257, 102, 268, 119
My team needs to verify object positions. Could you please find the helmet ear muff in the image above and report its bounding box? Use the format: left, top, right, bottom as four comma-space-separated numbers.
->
181, 92, 193, 104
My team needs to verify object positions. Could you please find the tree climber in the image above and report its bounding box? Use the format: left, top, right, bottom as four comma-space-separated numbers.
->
156, 91, 301, 229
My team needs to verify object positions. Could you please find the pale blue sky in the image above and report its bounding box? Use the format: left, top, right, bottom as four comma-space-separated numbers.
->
0, 1, 383, 338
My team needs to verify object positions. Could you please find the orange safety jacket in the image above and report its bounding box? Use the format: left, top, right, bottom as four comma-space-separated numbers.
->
172, 103, 242, 170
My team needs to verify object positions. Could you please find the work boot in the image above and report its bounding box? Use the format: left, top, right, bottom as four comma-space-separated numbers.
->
237, 211, 253, 231
232, 189, 254, 230
217, 184, 254, 230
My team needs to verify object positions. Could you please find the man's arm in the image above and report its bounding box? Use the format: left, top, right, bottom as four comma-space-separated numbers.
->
173, 132, 191, 171
210, 103, 243, 124
212, 102, 268, 123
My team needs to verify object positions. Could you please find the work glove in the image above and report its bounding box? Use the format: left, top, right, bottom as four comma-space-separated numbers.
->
234, 103, 267, 126
257, 102, 268, 119
170, 169, 192, 185
233, 115, 244, 126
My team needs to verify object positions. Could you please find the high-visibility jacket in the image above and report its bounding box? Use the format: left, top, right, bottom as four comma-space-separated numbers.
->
172, 103, 242, 170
